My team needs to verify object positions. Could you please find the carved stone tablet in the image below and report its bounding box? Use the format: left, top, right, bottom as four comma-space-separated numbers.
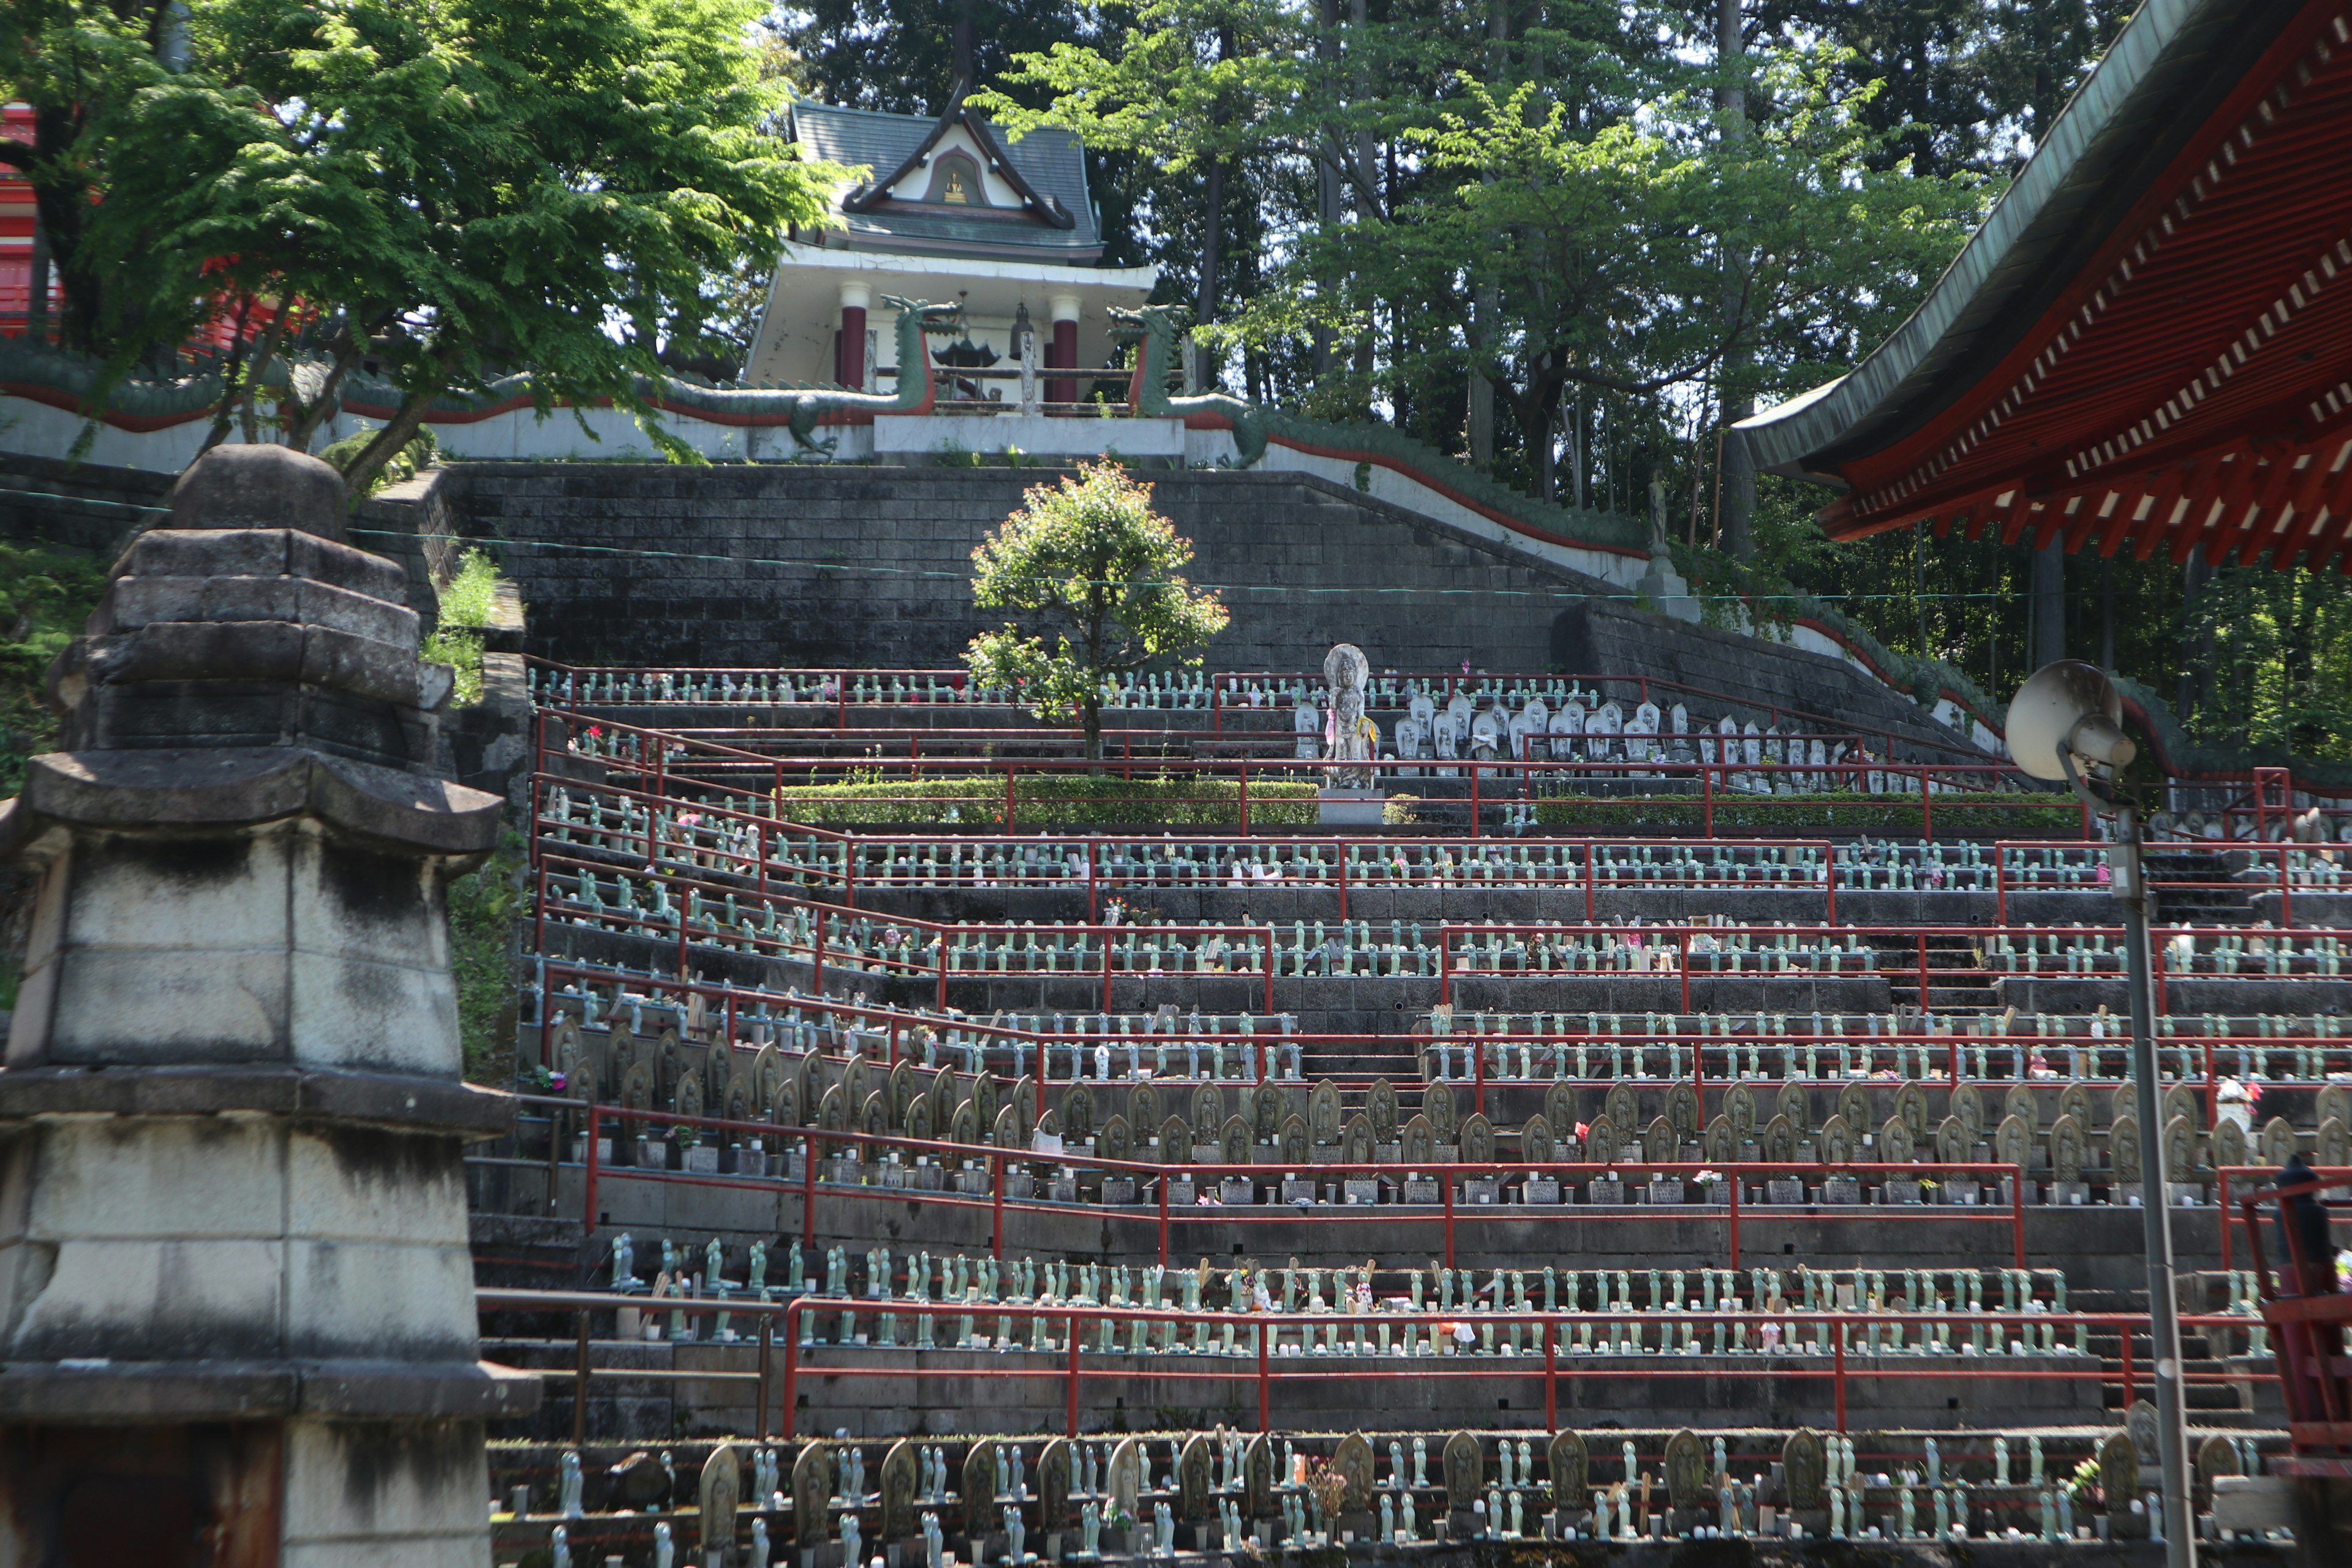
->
2163, 1114, 2198, 1181
1819, 1113, 1855, 1166
2165, 1083, 2199, 1129
1441, 1431, 1481, 1511
1995, 1112, 2030, 1172
904, 1095, 934, 1142
2005, 1084, 2038, 1133
1662, 1429, 1706, 1509
880, 1439, 918, 1539
1668, 1082, 1702, 1140
1101, 1113, 1134, 1164
2050, 1112, 2087, 1184
1460, 1113, 1494, 1164
1254, 1084, 1283, 1142
1704, 1114, 1736, 1164
1106, 1438, 1141, 1518
891, 1060, 917, 1126
1934, 1115, 1969, 1164
1401, 1113, 1434, 1164
1723, 1083, 1757, 1138
2322, 1116, 2352, 1167
1548, 1431, 1588, 1506
1285, 1114, 1315, 1165
2261, 1115, 2299, 1167
1371, 1079, 1401, 1142
2194, 1432, 2241, 1507
964, 1439, 999, 1509
1950, 1081, 1985, 1142
2110, 1112, 2142, 1185
993, 1104, 1021, 1148
1161, 1115, 1193, 1163
1776, 1082, 1809, 1135
1544, 1080, 1578, 1138
1333, 1433, 1376, 1512
1221, 1114, 1251, 1166
1425, 1084, 1460, 1144
1338, 1112, 1370, 1166
1585, 1114, 1619, 1166
1178, 1439, 1215, 1523
2056, 1080, 2092, 1131
949, 1099, 978, 1145
1310, 1079, 1342, 1145
1522, 1112, 1555, 1166
1605, 1082, 1638, 1134
1191, 1083, 1226, 1132
1036, 1438, 1071, 1528
1129, 1082, 1161, 1137
1644, 1115, 1677, 1164
2213, 1115, 2248, 1171
861, 1089, 889, 1140
2099, 1432, 2141, 1532
701, 1442, 741, 1558
1763, 1114, 1796, 1165
1890, 1082, 1926, 1142
1878, 1115, 1913, 1164
2320, 1085, 2351, 1129
1061, 1084, 1096, 1142
1836, 1082, 1871, 1136
973, 1074, 1000, 1138
793, 1441, 829, 1547
1243, 1433, 1274, 1520
1784, 1429, 1826, 1509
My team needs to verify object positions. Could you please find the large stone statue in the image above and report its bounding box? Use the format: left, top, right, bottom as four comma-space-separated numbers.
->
0, 446, 532, 1557
1322, 643, 1378, 789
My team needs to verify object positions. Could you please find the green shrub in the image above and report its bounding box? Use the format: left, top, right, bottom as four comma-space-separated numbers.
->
320, 426, 440, 496
0, 541, 109, 797
1530, 790, 2084, 836
421, 548, 501, 706
772, 775, 1319, 827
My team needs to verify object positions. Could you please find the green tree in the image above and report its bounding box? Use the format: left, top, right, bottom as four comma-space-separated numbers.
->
24, 0, 842, 492
964, 463, 1229, 763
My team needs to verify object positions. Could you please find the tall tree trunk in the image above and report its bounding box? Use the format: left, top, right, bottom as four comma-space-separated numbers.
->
1311, 0, 1341, 380
2177, 547, 2208, 723
1466, 0, 1509, 467
24, 216, 50, 341
1193, 24, 1237, 391
2099, 559, 2116, 669
2031, 542, 2065, 668
337, 375, 448, 497
1714, 0, 1756, 559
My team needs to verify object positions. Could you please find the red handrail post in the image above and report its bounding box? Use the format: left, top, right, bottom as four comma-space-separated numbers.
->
1471, 768, 1480, 838
1832, 1330, 1847, 1431
1917, 933, 1929, 1012
1703, 764, 1714, 837
1543, 1321, 1558, 1431
1066, 1317, 1082, 1435
1442, 1177, 1457, 1269
2010, 1164, 2027, 1270
802, 1131, 818, 1247
1257, 1317, 1271, 1431
1238, 764, 1250, 834
992, 1151, 1006, 1259
1727, 1171, 1741, 1270
1474, 1033, 1485, 1118
2121, 1324, 2135, 1409
1262, 930, 1274, 1014
782, 1300, 802, 1435
582, 1103, 600, 1243
1158, 1175, 1170, 1267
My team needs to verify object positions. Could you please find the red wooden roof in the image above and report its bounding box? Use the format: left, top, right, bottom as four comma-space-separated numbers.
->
1736, 0, 2352, 571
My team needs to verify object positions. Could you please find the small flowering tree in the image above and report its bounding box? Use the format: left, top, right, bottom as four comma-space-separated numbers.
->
965, 463, 1228, 765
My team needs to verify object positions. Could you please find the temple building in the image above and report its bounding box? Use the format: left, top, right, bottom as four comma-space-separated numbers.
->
744, 86, 1158, 402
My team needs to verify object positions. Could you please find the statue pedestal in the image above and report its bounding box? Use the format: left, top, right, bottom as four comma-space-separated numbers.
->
1317, 789, 1385, 826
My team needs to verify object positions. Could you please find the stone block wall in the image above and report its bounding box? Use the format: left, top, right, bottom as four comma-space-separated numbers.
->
423, 464, 1610, 674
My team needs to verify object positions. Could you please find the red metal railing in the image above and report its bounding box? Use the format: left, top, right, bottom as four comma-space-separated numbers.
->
472, 1285, 2248, 1443
2236, 1167, 2352, 1471
562, 1102, 2030, 1275
537, 709, 2066, 841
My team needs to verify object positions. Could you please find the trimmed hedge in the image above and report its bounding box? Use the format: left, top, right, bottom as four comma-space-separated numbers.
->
1531, 790, 2085, 836
774, 775, 1319, 827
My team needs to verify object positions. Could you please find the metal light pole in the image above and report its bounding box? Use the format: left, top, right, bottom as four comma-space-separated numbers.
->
2019, 661, 2194, 1567
2103, 791, 2197, 1566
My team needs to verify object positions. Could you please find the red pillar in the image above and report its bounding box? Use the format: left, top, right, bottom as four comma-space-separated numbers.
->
837, 303, 867, 389
1047, 317, 1078, 407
